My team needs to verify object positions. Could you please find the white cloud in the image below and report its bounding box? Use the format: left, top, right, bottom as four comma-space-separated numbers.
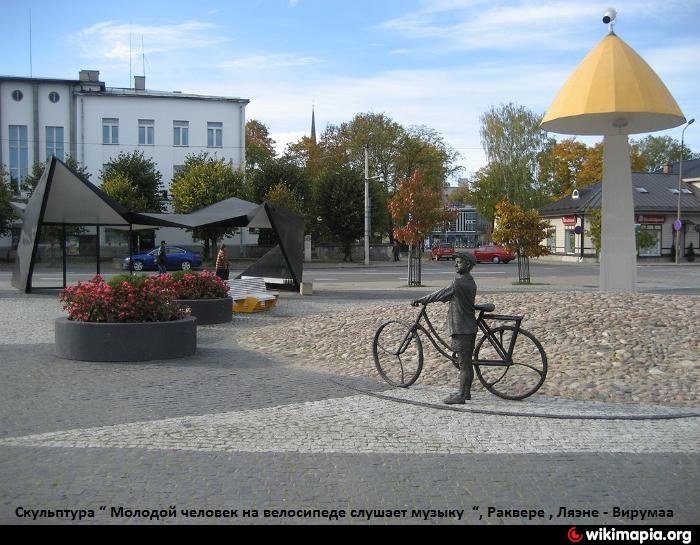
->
288, 0, 299, 6
379, 0, 687, 53
71, 20, 228, 62
218, 54, 321, 70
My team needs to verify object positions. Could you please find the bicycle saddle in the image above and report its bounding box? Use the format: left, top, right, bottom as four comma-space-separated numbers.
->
474, 303, 495, 312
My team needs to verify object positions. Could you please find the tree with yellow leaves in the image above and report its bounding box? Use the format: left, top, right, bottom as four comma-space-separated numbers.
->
492, 200, 550, 284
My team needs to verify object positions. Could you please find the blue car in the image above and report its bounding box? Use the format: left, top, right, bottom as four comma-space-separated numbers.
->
122, 246, 203, 272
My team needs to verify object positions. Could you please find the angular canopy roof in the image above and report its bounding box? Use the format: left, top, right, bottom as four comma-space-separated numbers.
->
12, 157, 304, 292
541, 33, 685, 135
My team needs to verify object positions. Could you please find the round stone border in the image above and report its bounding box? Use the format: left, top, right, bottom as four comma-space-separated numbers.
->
55, 316, 197, 362
175, 297, 232, 325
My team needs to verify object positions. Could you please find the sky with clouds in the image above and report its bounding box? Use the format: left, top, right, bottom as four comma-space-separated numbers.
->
2, 0, 699, 182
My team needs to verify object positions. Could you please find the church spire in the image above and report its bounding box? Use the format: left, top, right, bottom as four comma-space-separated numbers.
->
310, 103, 317, 144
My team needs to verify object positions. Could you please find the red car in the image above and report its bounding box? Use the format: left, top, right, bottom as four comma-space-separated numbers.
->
431, 243, 455, 261
472, 244, 514, 264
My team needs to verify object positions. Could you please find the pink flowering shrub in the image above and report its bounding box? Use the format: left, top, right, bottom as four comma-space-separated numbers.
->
170, 270, 229, 299
60, 274, 186, 323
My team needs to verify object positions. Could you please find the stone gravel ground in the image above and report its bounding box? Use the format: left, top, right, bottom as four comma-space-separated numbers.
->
237, 292, 700, 408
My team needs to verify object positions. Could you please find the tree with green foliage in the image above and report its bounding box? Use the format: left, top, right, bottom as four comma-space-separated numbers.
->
245, 119, 276, 173
248, 158, 310, 206
264, 182, 305, 217
170, 153, 247, 259
586, 208, 602, 256
0, 166, 17, 236
101, 151, 163, 212
101, 171, 149, 211
631, 135, 699, 172
492, 200, 550, 284
316, 167, 365, 261
281, 112, 459, 244
261, 182, 306, 246
635, 228, 657, 255
478, 103, 554, 217
21, 156, 92, 194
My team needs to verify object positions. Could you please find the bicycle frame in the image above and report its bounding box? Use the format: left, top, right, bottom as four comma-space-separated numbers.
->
407, 304, 523, 367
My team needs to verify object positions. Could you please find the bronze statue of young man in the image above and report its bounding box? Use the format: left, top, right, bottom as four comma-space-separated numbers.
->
412, 251, 478, 404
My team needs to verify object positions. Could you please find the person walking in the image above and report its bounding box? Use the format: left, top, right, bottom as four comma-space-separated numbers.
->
156, 241, 168, 274
215, 243, 230, 280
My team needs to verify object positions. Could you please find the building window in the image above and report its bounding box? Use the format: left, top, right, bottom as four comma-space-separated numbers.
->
9, 125, 29, 189
48, 92, 60, 103
547, 228, 556, 253
173, 121, 189, 146
565, 228, 576, 254
12, 90, 23, 101
46, 126, 65, 161
138, 119, 155, 145
207, 122, 223, 148
103, 118, 119, 145
638, 225, 661, 257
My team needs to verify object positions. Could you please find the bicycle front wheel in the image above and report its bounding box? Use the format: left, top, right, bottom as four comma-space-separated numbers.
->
372, 320, 424, 387
474, 326, 547, 400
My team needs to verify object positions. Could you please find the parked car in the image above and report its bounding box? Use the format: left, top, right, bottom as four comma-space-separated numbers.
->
122, 246, 202, 271
472, 244, 514, 264
431, 243, 455, 261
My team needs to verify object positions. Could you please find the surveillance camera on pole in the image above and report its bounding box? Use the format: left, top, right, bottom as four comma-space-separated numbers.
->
603, 8, 617, 32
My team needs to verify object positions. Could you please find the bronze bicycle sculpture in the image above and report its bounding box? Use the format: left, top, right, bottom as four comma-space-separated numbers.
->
372, 253, 547, 401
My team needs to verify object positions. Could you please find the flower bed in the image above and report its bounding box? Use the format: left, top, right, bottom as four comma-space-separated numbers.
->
170, 270, 233, 325
60, 274, 185, 323
170, 270, 229, 299
56, 275, 196, 362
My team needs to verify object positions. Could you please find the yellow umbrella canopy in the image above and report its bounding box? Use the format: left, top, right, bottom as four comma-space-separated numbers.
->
541, 33, 685, 135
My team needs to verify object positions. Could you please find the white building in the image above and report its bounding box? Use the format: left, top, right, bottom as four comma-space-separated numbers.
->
1, 70, 248, 191
1, 70, 255, 257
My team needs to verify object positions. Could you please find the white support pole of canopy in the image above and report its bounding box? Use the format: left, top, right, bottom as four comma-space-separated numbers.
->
600, 135, 637, 292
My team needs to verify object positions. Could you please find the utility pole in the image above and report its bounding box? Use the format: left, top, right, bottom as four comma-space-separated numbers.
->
364, 142, 370, 265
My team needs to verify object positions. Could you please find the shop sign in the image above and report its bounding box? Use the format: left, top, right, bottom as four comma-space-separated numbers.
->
562, 216, 577, 225
635, 214, 665, 224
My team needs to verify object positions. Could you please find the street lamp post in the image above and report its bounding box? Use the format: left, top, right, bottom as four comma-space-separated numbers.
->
676, 118, 695, 265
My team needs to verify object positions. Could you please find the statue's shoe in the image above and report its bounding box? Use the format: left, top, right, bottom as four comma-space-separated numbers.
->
443, 392, 470, 405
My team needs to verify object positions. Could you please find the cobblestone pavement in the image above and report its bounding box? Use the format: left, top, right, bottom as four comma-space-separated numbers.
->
0, 286, 698, 525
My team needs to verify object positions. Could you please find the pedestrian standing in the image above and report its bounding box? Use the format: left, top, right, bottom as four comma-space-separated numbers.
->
156, 241, 168, 274
215, 244, 230, 280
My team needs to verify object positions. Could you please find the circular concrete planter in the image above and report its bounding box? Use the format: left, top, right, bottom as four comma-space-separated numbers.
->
55, 316, 197, 362
175, 297, 232, 325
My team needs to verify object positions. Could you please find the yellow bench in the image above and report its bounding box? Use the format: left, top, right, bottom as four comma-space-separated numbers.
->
227, 277, 279, 313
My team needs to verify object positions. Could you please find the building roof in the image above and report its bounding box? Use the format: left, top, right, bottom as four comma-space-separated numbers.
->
1, 74, 248, 103
84, 87, 249, 104
540, 171, 700, 216
0, 75, 83, 85
654, 158, 700, 179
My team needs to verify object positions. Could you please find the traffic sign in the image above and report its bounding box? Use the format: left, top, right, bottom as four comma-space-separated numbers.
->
673, 219, 682, 231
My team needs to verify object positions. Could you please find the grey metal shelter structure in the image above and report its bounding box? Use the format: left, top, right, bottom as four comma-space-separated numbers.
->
12, 157, 304, 293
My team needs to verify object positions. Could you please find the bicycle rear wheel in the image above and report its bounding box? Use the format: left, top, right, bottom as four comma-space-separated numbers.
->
372, 320, 424, 387
474, 326, 547, 400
